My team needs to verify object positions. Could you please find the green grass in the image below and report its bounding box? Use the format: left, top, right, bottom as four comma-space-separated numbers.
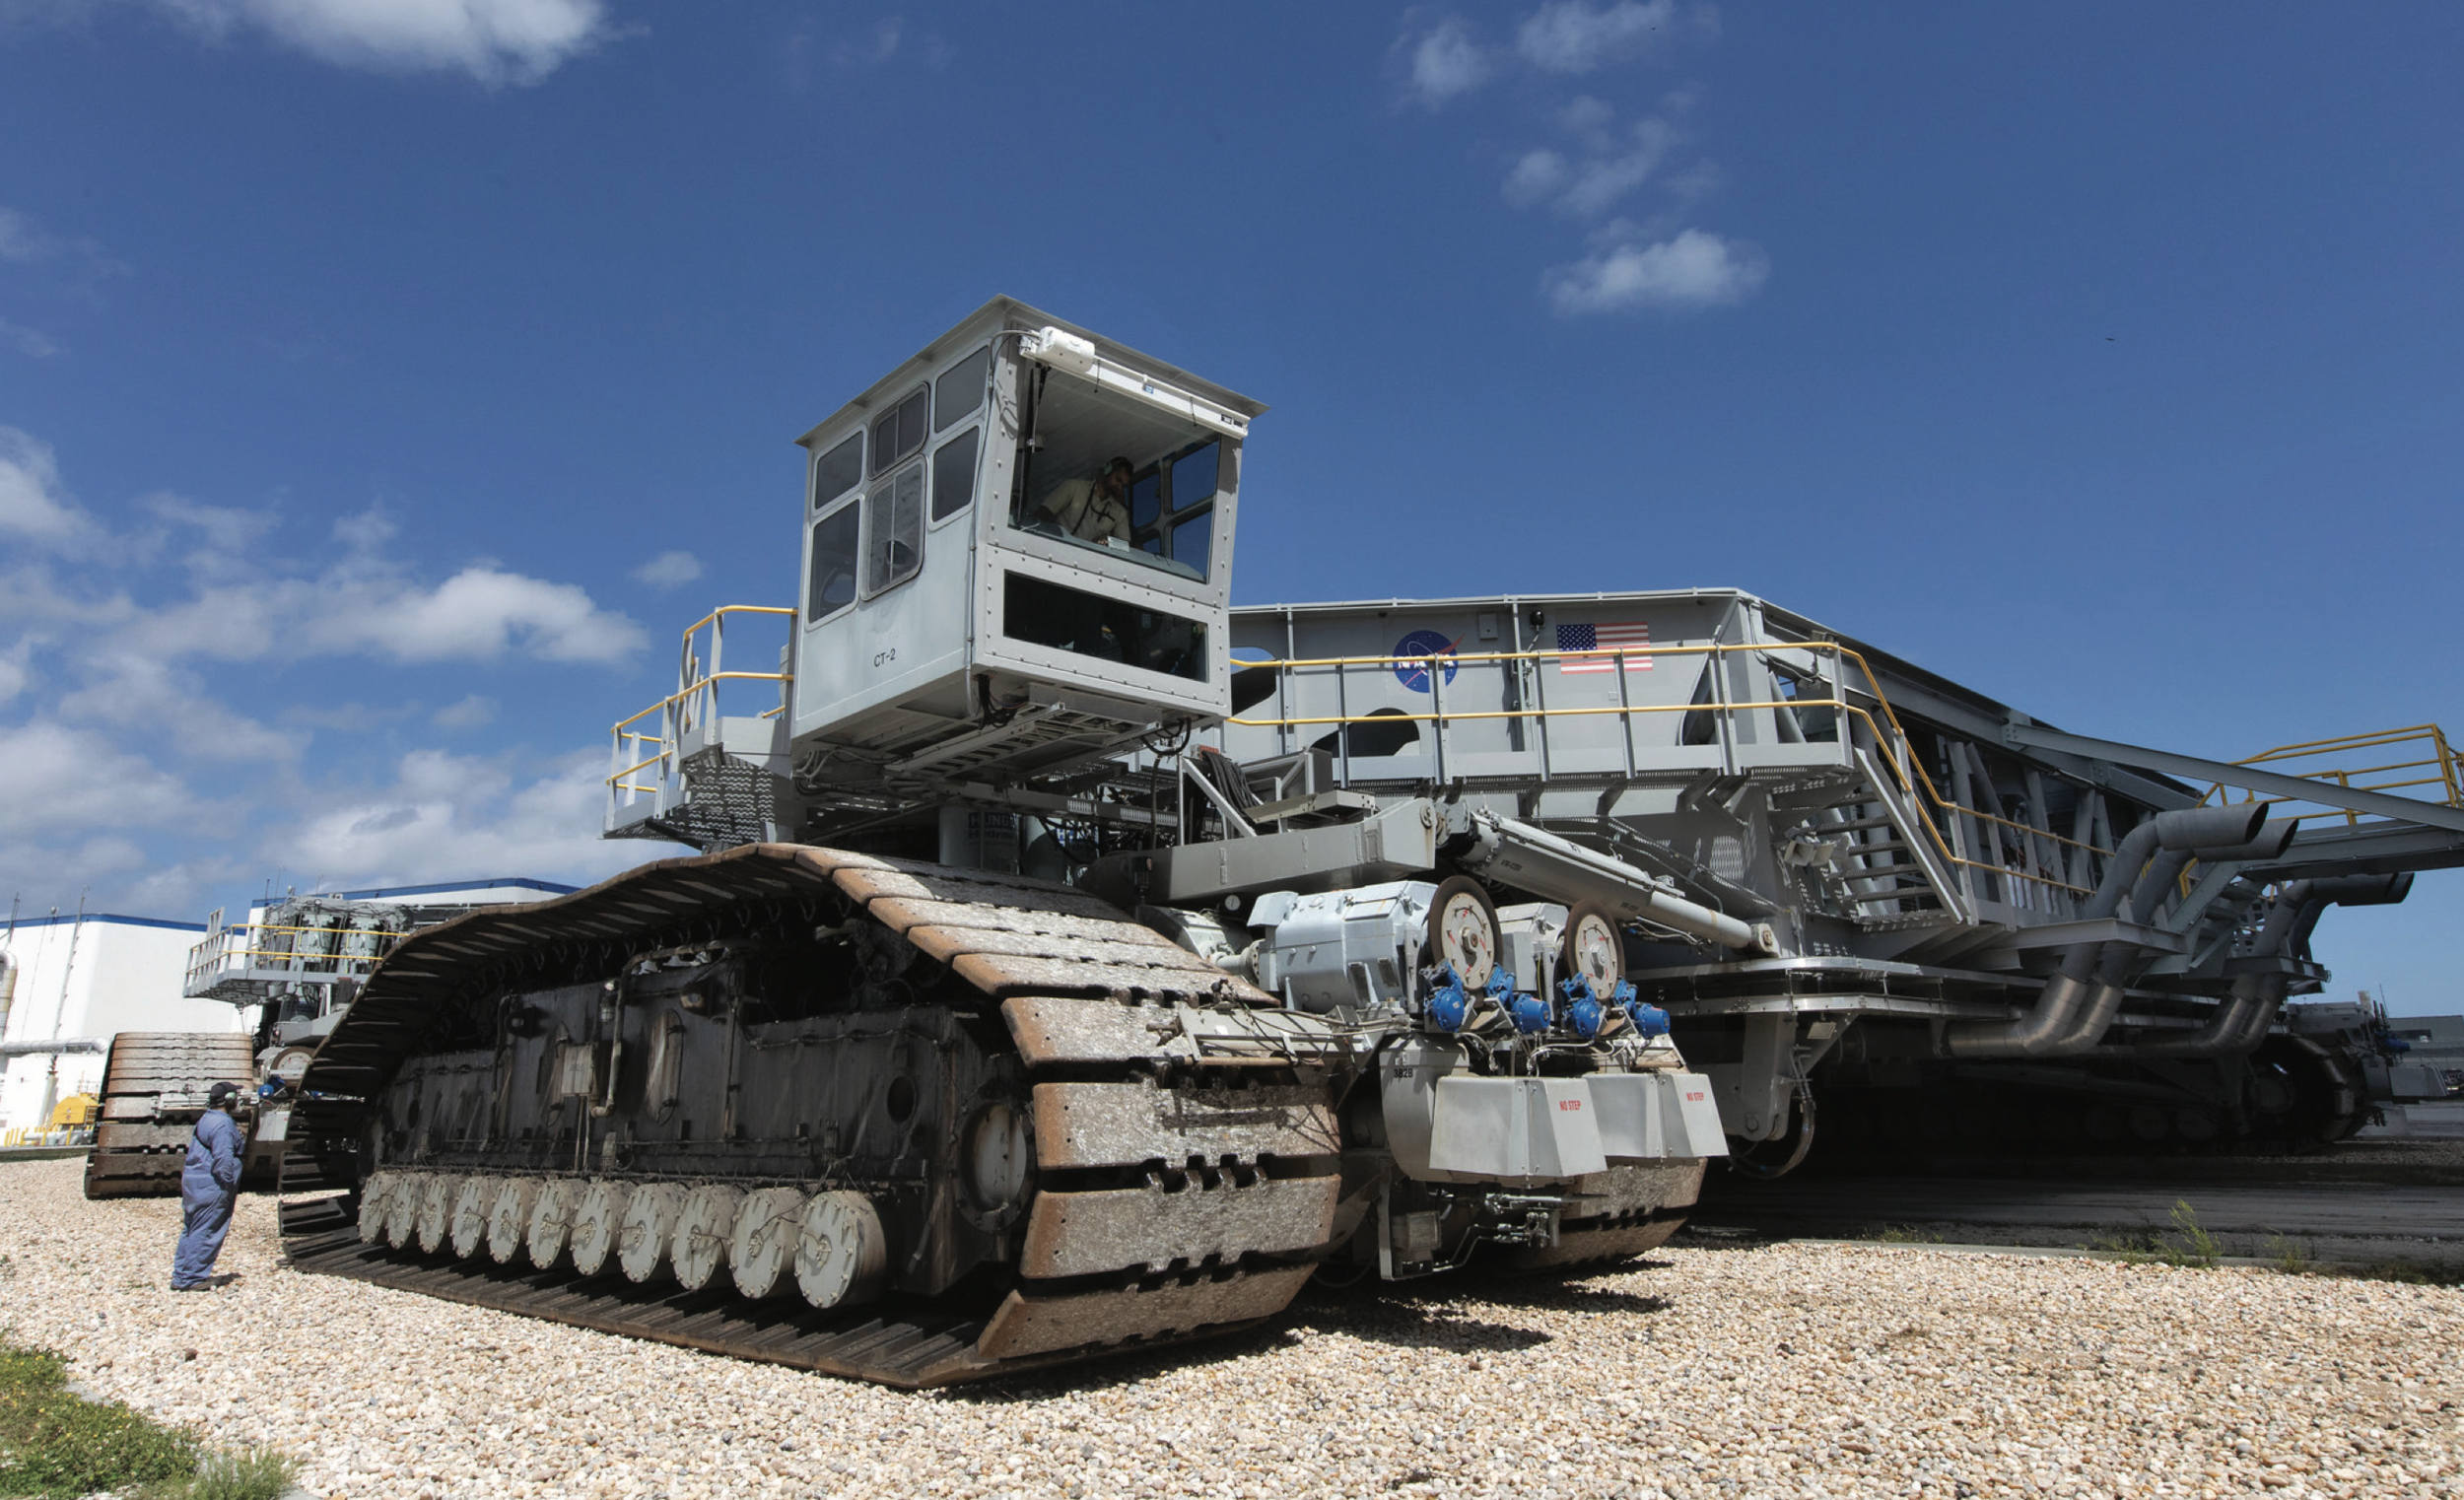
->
2159, 1199, 2223, 1269
171, 1447, 298, 1500
0, 1341, 196, 1498
0, 1338, 294, 1500
2087, 1200, 2223, 1269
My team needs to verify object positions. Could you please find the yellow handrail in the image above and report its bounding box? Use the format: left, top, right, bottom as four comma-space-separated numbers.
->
2193, 723, 2463, 827
607, 604, 797, 799
1229, 640, 2089, 899
1235, 644, 2461, 905
677, 604, 797, 638
610, 672, 790, 736
200, 948, 391, 964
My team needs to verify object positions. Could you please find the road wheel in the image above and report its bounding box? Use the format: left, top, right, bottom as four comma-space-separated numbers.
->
1424, 876, 1501, 989
1559, 899, 1625, 990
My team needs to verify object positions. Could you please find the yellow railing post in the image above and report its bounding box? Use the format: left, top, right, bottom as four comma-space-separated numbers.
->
607, 606, 797, 805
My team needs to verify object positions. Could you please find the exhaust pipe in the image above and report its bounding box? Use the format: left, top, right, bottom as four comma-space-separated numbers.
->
1945, 804, 2266, 1058
2055, 835, 2216, 1050
2103, 871, 2414, 1059
2187, 818, 2300, 865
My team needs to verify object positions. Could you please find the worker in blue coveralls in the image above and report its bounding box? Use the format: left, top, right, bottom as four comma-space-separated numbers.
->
171, 1080, 245, 1291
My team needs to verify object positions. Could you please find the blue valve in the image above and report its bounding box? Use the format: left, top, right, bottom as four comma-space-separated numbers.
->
1560, 974, 1611, 1040
1425, 964, 1474, 1032
1560, 975, 1649, 1040
1478, 968, 1550, 1034
1429, 965, 1554, 1036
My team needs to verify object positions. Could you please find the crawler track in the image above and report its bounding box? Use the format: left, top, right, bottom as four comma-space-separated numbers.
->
280, 844, 1337, 1386
276, 1195, 1290, 1387
84, 1032, 256, 1199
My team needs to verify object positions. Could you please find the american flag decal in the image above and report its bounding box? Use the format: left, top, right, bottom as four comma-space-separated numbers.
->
1556, 620, 1652, 673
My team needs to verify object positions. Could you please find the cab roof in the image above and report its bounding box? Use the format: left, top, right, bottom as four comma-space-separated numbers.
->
794, 296, 1267, 449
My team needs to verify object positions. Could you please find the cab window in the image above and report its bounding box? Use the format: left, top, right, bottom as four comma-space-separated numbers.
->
1005, 361, 1227, 585
812, 433, 862, 509
930, 427, 980, 523
934, 345, 991, 433
1002, 573, 1207, 682
864, 463, 924, 595
868, 388, 929, 477
1140, 440, 1218, 578
807, 502, 859, 622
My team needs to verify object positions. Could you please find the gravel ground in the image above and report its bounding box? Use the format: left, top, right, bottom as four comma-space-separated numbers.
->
3, 1160, 2460, 1500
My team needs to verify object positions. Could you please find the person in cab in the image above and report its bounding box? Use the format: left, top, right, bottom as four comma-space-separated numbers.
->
1036, 455, 1134, 547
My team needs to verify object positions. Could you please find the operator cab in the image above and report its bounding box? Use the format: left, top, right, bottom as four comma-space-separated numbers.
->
790, 298, 1262, 808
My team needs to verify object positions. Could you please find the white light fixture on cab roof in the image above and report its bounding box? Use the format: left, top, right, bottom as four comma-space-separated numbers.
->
1019, 324, 1250, 440
1020, 325, 1098, 377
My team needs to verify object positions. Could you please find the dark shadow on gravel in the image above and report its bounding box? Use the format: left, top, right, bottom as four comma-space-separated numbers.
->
933, 1322, 1300, 1404
1292, 1299, 1555, 1355
1664, 1225, 1782, 1252
936, 1276, 1610, 1402
1469, 1285, 1673, 1318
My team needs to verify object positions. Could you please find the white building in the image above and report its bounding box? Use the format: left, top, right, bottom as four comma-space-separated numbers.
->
1, 878, 582, 1135
0, 912, 233, 1133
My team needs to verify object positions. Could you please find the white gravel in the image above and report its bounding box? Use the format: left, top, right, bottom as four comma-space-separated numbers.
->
3, 1159, 2460, 1500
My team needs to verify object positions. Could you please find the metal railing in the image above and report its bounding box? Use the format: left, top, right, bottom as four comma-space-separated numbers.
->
2198, 724, 2463, 828
184, 920, 404, 994
1223, 639, 2089, 904
609, 605, 2456, 920
1231, 645, 2464, 916
608, 605, 795, 811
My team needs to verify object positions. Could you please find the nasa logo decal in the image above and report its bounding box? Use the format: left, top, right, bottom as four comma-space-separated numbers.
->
1391, 630, 1460, 693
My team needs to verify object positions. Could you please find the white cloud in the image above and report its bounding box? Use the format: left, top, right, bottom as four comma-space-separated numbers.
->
1543, 227, 1768, 314
0, 639, 32, 706
332, 504, 398, 551
0, 835, 162, 917
269, 746, 662, 893
0, 208, 63, 263
1447, 27, 1760, 317
1516, 0, 1676, 74
148, 0, 610, 84
432, 693, 497, 727
140, 491, 276, 559
342, 565, 647, 661
1501, 151, 1570, 208
1502, 100, 1678, 218
0, 317, 60, 358
53, 651, 298, 763
631, 549, 703, 589
0, 206, 129, 289
831, 16, 898, 67
0, 428, 103, 551
103, 561, 647, 665
1399, 17, 1489, 108
3, 436, 644, 673
0, 720, 194, 834
0, 428, 679, 923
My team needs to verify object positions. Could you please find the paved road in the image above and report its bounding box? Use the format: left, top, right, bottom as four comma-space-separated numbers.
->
1694, 1175, 2464, 1258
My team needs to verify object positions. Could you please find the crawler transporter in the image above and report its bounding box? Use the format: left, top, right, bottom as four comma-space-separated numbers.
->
283, 300, 2464, 1384
284, 303, 1728, 1386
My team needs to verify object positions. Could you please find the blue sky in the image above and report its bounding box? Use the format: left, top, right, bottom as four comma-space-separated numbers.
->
2, 2, 2458, 1011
